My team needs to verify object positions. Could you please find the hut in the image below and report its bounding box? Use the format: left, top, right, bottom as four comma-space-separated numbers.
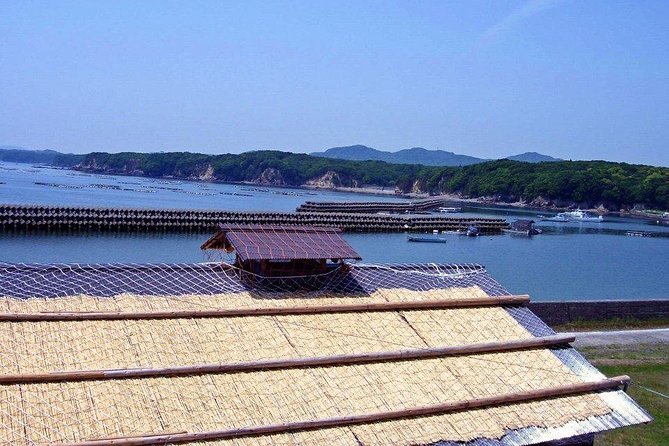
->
506, 219, 542, 236
201, 224, 362, 277
0, 229, 651, 445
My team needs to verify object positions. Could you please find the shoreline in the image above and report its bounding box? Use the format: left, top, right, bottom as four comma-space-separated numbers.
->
3, 161, 665, 218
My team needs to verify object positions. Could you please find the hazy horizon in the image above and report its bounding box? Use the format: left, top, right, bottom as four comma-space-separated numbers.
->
1, 1, 668, 166
7, 142, 669, 167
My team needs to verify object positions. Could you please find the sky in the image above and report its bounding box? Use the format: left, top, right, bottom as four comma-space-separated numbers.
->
1, 0, 668, 166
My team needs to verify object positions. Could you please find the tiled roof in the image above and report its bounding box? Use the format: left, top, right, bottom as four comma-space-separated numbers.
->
201, 224, 362, 261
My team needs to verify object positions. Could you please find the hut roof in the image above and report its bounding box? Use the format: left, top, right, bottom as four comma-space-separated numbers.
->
510, 219, 535, 230
0, 261, 650, 445
201, 224, 362, 262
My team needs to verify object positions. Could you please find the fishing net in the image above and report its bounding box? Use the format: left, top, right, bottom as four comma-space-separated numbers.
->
0, 261, 647, 445
0, 261, 504, 299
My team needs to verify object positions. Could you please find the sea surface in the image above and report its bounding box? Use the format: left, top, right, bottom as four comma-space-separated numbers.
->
1, 161, 668, 301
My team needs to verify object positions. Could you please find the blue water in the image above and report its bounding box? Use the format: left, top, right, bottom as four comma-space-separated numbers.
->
1, 162, 669, 301
0, 162, 403, 211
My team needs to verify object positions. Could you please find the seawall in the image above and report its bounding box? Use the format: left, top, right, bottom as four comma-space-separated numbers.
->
529, 300, 669, 326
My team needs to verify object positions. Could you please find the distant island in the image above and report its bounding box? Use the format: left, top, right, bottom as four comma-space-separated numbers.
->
1, 146, 667, 211
311, 145, 561, 166
0, 146, 83, 166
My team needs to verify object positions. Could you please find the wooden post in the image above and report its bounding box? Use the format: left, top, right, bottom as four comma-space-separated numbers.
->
0, 334, 573, 385
0, 295, 530, 322
51, 375, 630, 446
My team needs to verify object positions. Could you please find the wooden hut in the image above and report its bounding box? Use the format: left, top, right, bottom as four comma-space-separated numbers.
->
506, 219, 542, 236
201, 224, 361, 277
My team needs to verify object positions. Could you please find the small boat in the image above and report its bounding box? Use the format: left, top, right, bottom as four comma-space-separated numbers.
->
465, 225, 479, 237
407, 235, 448, 243
565, 209, 604, 222
503, 219, 542, 236
541, 213, 570, 222
438, 207, 462, 213
542, 210, 603, 222
625, 231, 653, 237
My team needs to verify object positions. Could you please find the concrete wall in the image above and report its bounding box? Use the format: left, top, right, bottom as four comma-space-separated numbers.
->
529, 300, 669, 327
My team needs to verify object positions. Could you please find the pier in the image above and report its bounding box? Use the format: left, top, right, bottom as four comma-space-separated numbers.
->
0, 204, 508, 233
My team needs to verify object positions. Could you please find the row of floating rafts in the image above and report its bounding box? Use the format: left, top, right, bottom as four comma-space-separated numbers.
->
296, 199, 448, 213
0, 206, 502, 224
0, 206, 508, 232
0, 214, 505, 227
0, 220, 500, 233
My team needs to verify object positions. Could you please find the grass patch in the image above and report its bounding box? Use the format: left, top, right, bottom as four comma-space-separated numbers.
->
579, 344, 669, 445
554, 317, 669, 332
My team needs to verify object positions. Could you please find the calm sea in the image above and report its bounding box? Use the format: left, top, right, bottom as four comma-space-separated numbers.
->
1, 162, 668, 301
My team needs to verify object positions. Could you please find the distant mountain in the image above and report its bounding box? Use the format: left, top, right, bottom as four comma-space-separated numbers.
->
0, 146, 84, 167
311, 145, 484, 166
311, 145, 389, 162
311, 145, 560, 166
506, 152, 561, 163
0, 146, 61, 164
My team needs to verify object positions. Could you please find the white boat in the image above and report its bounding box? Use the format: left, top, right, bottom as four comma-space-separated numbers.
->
437, 207, 462, 213
542, 210, 603, 222
407, 235, 448, 243
564, 209, 604, 222
541, 213, 570, 222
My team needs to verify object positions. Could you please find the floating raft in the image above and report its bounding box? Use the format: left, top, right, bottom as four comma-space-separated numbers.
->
297, 198, 449, 213
0, 204, 508, 233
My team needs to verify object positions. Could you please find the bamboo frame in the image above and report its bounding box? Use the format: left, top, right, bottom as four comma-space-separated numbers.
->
50, 375, 630, 446
0, 334, 572, 385
0, 295, 529, 322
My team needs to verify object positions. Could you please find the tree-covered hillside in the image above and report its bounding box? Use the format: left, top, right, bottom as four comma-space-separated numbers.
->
0, 147, 84, 167
76, 150, 669, 210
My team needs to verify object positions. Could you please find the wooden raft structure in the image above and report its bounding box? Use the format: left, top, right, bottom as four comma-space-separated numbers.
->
0, 203, 508, 233
296, 198, 449, 213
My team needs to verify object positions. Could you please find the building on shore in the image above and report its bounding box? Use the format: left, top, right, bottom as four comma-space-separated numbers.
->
0, 225, 650, 445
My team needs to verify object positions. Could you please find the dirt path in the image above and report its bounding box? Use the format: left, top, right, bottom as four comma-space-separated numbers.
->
564, 328, 669, 347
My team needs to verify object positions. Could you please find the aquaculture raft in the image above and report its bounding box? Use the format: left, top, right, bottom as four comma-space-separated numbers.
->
296, 198, 449, 213
0, 204, 508, 233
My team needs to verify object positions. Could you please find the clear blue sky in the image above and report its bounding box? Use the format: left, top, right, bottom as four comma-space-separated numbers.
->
1, 0, 668, 166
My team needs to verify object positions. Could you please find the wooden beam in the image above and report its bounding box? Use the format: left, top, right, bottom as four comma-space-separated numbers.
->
0, 295, 529, 322
0, 334, 572, 385
50, 375, 630, 446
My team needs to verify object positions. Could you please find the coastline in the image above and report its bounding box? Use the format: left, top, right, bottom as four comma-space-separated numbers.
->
2, 161, 663, 217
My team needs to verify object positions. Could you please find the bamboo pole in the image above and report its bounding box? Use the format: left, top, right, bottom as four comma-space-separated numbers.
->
0, 334, 572, 385
0, 295, 529, 322
50, 375, 630, 446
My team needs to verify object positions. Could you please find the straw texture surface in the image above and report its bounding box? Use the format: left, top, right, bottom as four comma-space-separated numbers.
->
0, 285, 488, 313
0, 284, 615, 445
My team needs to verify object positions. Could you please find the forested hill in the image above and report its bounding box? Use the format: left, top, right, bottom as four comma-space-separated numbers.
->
0, 147, 83, 166
75, 151, 669, 211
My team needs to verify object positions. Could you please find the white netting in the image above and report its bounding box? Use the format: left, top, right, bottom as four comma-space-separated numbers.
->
0, 261, 500, 299
0, 261, 634, 446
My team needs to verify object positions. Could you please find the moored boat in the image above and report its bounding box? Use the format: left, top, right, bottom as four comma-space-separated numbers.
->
503, 219, 542, 236
541, 213, 570, 222
465, 225, 479, 237
542, 209, 603, 222
565, 209, 604, 222
625, 231, 653, 237
658, 214, 669, 226
407, 235, 448, 243
437, 207, 462, 213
